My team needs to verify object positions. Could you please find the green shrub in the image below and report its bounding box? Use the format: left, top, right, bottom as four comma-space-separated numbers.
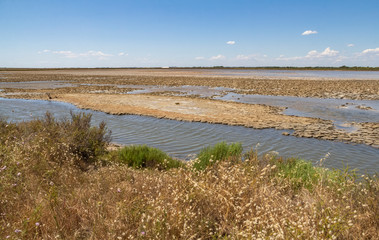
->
272, 157, 324, 190
118, 145, 182, 170
193, 142, 243, 170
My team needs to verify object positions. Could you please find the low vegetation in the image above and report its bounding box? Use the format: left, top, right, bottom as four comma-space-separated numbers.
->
193, 141, 243, 170
1, 114, 378, 239
118, 145, 183, 170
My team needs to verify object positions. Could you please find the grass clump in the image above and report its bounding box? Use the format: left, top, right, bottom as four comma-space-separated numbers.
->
193, 141, 242, 170
118, 145, 182, 170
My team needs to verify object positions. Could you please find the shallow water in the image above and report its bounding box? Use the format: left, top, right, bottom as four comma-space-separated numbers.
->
2, 81, 378, 129
124, 84, 379, 125
1, 98, 378, 174
215, 93, 379, 124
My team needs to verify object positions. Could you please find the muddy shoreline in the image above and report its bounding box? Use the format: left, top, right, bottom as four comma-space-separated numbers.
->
1, 70, 378, 148
2, 70, 379, 100
2, 92, 378, 148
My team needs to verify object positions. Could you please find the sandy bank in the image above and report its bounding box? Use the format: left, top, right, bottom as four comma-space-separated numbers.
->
40, 93, 377, 148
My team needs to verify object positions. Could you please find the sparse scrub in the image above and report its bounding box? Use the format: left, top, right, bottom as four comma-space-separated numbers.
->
193, 141, 243, 170
0, 117, 378, 239
118, 145, 182, 170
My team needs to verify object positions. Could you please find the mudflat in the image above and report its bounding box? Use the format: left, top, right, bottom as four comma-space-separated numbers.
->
2, 69, 379, 99
1, 69, 378, 147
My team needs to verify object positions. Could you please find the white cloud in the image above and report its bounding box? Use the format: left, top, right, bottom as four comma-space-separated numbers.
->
48, 50, 113, 59
82, 51, 113, 57
361, 47, 379, 55
275, 55, 302, 61
209, 54, 226, 60
118, 52, 128, 56
302, 30, 318, 36
277, 47, 339, 61
226, 41, 236, 45
195, 56, 205, 60
347, 43, 354, 47
236, 54, 251, 60
38, 49, 51, 54
309, 47, 339, 57
53, 50, 77, 58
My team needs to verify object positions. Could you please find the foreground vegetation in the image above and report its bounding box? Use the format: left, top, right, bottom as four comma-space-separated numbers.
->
1, 114, 378, 239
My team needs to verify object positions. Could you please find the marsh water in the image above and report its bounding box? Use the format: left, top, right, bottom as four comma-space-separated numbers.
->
126, 85, 379, 128
4, 82, 378, 126
1, 98, 378, 174
215, 93, 379, 131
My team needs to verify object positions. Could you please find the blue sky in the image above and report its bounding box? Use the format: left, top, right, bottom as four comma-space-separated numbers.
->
1, 0, 378, 67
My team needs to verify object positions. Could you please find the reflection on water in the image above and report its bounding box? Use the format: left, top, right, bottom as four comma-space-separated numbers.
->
1, 98, 378, 174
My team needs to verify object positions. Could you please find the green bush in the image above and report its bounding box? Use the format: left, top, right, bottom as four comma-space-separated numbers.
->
272, 158, 321, 190
118, 145, 182, 170
193, 142, 243, 170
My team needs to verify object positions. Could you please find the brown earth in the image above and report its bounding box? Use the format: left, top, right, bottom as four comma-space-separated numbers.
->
2, 70, 379, 100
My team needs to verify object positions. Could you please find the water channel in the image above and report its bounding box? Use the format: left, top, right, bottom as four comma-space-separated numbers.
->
1, 97, 378, 174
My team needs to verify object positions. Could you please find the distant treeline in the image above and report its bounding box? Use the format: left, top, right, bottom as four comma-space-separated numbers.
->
1, 66, 379, 71
188, 66, 379, 71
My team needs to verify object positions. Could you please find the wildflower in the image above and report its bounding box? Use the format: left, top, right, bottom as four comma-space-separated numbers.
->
117, 188, 121, 193
36, 222, 40, 227
141, 231, 146, 235
17, 172, 21, 176
15, 229, 21, 233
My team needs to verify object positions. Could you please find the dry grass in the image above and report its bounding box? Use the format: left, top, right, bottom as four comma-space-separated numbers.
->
1, 116, 378, 239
